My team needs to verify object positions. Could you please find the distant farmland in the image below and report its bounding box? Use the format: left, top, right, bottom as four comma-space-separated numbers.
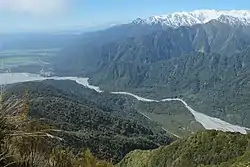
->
0, 48, 60, 69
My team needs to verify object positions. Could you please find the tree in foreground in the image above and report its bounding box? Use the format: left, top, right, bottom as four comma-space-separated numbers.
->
0, 90, 113, 167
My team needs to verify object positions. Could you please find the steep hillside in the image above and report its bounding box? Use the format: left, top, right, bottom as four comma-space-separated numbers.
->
90, 48, 250, 128
90, 21, 250, 80
54, 21, 250, 76
117, 130, 250, 167
53, 24, 164, 75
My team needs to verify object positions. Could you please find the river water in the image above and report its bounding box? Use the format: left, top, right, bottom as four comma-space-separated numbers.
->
0, 72, 249, 134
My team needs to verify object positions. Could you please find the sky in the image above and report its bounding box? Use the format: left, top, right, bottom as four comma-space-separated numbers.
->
0, 0, 250, 33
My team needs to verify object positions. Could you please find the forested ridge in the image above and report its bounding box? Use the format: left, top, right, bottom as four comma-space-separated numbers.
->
117, 131, 250, 167
4, 80, 173, 163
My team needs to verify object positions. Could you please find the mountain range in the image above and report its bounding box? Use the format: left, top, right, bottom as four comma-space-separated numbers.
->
51, 9, 250, 130
132, 10, 250, 27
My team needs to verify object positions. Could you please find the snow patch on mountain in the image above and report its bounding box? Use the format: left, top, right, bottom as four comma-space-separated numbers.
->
132, 10, 250, 27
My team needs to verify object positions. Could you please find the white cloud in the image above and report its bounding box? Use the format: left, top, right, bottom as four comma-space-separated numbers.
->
0, 0, 68, 15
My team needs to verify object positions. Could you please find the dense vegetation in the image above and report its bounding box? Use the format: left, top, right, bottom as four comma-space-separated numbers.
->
4, 80, 173, 163
2, 90, 250, 167
42, 79, 203, 137
117, 130, 250, 167
0, 92, 113, 167
2, 81, 250, 167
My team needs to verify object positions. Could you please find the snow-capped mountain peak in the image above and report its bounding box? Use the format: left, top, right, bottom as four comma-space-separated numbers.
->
132, 10, 250, 27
